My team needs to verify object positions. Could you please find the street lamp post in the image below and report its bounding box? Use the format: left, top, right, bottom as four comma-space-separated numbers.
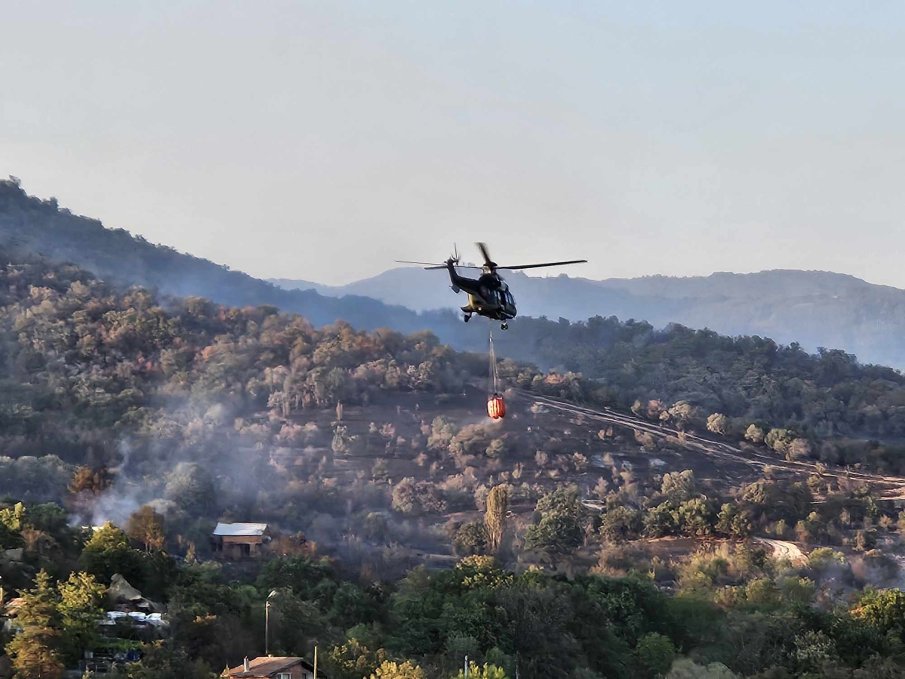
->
265, 590, 277, 656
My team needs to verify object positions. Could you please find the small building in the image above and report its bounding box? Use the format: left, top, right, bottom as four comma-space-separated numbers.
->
211, 522, 271, 558
224, 656, 321, 679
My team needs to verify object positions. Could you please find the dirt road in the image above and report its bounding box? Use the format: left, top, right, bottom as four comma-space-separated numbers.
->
753, 537, 809, 565
518, 390, 905, 500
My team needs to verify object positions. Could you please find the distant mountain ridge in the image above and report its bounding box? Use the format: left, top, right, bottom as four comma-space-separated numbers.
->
0, 178, 590, 366
4, 177, 903, 370
272, 267, 905, 369
0, 178, 463, 338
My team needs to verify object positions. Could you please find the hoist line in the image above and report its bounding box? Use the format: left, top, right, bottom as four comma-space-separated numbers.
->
488, 326, 500, 394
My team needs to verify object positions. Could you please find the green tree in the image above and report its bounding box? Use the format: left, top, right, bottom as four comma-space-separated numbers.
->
635, 632, 675, 678
0, 501, 24, 549
370, 659, 426, 679
786, 438, 812, 461
79, 522, 144, 585
257, 555, 335, 599
266, 590, 327, 655
716, 503, 751, 538
667, 401, 697, 430
326, 638, 388, 679
164, 462, 216, 513
676, 498, 715, 537
392, 477, 446, 515
706, 413, 730, 436
851, 589, 905, 640
808, 547, 846, 573
57, 571, 106, 664
643, 503, 678, 538
104, 640, 211, 679
329, 582, 376, 629
0, 501, 26, 532
492, 578, 582, 677
745, 579, 780, 608
765, 428, 795, 456
525, 487, 585, 567
745, 424, 765, 445
454, 522, 488, 557
6, 570, 64, 679
600, 506, 642, 543
793, 630, 837, 673
660, 470, 696, 505
453, 662, 509, 679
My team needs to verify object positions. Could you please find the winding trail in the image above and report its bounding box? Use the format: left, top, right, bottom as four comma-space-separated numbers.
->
517, 390, 905, 500
753, 537, 809, 564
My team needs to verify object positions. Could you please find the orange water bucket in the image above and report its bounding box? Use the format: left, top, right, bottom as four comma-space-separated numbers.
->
487, 394, 506, 420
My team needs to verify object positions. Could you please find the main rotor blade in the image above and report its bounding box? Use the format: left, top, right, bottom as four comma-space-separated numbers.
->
424, 264, 482, 270
476, 242, 496, 267
497, 259, 588, 270
395, 260, 447, 266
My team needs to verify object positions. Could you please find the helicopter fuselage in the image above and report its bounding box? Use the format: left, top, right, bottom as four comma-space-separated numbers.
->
395, 244, 584, 330
446, 261, 517, 323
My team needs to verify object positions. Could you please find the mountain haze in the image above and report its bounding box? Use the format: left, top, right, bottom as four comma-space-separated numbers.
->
5, 177, 903, 374
274, 267, 905, 369
0, 178, 460, 336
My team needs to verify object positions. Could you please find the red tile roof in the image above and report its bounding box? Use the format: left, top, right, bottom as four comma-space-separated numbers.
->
225, 656, 312, 677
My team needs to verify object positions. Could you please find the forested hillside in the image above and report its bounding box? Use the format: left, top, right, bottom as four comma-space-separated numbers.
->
275, 266, 905, 369
476, 317, 905, 478
10, 176, 905, 389
2, 252, 905, 676
0, 251, 479, 495
4, 176, 905, 476
0, 178, 456, 338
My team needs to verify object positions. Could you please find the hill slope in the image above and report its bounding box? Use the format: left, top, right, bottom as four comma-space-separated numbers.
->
7, 175, 905, 405
2, 249, 902, 679
0, 178, 460, 337
273, 267, 905, 369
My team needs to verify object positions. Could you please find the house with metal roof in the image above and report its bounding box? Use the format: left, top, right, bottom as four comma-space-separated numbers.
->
211, 522, 271, 558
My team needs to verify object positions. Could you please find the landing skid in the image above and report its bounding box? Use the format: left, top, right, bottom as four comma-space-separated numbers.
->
460, 311, 506, 329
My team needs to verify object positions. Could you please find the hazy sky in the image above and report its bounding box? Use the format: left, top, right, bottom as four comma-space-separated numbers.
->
3, 2, 904, 286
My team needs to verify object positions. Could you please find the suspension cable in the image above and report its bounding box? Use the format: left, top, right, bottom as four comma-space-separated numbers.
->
488, 328, 499, 394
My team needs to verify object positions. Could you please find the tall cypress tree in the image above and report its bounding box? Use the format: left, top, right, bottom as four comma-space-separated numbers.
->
484, 484, 510, 554
6, 570, 64, 679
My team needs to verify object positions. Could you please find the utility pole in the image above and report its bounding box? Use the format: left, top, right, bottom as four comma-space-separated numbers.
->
313, 645, 318, 678
265, 590, 277, 656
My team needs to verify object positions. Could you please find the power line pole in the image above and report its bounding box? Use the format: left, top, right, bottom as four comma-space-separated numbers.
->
265, 590, 277, 656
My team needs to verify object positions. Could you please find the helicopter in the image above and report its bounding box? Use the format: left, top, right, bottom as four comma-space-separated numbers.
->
398, 242, 587, 330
